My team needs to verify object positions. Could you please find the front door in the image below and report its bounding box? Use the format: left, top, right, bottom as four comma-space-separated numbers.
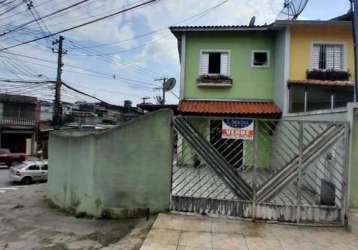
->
209, 120, 243, 169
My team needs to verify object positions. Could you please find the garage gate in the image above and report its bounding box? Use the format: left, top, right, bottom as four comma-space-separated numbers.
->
170, 116, 350, 225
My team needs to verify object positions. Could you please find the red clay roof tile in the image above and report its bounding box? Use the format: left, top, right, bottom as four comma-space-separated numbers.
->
178, 100, 281, 115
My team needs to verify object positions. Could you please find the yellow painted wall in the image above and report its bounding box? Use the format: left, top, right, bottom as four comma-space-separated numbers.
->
290, 24, 354, 81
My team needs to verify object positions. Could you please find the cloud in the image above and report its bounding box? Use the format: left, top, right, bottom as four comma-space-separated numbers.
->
0, 0, 306, 105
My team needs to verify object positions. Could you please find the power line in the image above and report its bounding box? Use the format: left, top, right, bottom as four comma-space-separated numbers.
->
71, 0, 230, 50
0, 0, 92, 37
62, 81, 108, 103
0, 51, 159, 87
0, 0, 23, 17
0, 78, 54, 83
0, 0, 159, 52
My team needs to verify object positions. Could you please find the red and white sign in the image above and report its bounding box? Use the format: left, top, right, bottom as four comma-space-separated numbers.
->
222, 119, 254, 140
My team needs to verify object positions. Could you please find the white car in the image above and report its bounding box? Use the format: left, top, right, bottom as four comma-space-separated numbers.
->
9, 161, 48, 184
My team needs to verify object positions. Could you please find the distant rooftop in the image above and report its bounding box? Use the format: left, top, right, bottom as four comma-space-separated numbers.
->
0, 93, 38, 104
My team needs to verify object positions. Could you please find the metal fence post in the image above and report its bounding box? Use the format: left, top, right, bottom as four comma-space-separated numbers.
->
296, 121, 304, 224
342, 122, 350, 227
252, 119, 258, 221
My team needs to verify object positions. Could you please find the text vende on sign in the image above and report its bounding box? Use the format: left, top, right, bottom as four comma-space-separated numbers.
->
221, 119, 254, 140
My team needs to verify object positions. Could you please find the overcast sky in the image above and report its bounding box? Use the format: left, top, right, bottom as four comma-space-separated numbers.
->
0, 0, 351, 105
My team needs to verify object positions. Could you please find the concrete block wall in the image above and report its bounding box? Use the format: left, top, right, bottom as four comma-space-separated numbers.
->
48, 109, 173, 218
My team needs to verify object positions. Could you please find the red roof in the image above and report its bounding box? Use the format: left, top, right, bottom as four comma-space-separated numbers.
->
178, 100, 281, 115
288, 79, 354, 87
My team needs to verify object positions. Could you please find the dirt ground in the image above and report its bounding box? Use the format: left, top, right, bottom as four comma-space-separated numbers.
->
0, 183, 155, 250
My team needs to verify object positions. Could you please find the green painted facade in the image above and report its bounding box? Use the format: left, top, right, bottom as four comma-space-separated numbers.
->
48, 110, 173, 218
184, 31, 275, 100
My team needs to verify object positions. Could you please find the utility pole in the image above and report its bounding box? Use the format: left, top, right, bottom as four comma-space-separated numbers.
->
52, 36, 65, 128
154, 77, 167, 105
352, 0, 358, 101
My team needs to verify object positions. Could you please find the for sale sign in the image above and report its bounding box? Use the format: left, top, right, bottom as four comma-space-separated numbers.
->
222, 119, 254, 140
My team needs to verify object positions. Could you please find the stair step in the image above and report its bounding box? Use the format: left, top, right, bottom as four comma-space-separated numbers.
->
350, 209, 358, 236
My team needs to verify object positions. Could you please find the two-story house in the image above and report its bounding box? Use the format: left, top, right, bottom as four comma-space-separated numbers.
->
170, 16, 354, 169
171, 18, 354, 117
272, 18, 354, 114
0, 94, 39, 154
170, 25, 282, 118
170, 25, 284, 169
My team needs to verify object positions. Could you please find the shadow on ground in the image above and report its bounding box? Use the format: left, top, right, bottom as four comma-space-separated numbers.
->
0, 183, 155, 250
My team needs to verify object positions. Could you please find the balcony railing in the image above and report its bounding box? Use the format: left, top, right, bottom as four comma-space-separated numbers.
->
0, 117, 36, 126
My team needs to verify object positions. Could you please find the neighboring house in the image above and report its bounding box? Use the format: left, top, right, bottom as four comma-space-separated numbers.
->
0, 94, 39, 154
272, 18, 354, 114
39, 100, 77, 122
72, 101, 143, 125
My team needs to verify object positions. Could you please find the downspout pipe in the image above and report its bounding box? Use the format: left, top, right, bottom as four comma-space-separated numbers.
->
352, 0, 358, 101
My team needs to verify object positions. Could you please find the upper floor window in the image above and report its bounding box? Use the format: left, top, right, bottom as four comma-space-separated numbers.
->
199, 50, 230, 76
251, 50, 270, 68
312, 44, 344, 71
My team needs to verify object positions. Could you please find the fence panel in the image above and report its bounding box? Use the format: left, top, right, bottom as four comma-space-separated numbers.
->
171, 116, 349, 224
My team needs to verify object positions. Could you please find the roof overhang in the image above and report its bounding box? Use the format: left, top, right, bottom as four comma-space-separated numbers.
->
170, 25, 280, 40
178, 100, 281, 117
288, 79, 354, 88
273, 20, 352, 28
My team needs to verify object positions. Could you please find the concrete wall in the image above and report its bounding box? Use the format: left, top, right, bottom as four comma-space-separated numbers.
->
273, 29, 288, 113
48, 109, 173, 218
283, 108, 348, 122
348, 104, 358, 209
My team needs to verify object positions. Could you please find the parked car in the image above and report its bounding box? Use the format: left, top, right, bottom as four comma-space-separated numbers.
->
0, 148, 26, 168
9, 161, 48, 184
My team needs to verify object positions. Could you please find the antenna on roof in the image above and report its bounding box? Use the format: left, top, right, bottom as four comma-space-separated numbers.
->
276, 0, 309, 20
249, 16, 256, 26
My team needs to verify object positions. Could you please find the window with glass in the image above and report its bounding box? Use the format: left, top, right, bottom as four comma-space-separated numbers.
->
312, 44, 344, 70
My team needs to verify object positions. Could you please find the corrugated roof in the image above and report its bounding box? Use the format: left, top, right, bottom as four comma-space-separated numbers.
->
288, 79, 354, 87
331, 11, 352, 21
0, 93, 38, 104
170, 24, 272, 33
178, 100, 281, 115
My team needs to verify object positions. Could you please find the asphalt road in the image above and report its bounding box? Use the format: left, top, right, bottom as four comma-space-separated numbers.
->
0, 167, 12, 187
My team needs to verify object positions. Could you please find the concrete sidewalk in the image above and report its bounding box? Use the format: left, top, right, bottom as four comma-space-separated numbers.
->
140, 213, 358, 250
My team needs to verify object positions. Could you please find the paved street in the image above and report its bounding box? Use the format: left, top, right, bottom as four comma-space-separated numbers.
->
0, 183, 154, 250
141, 213, 358, 250
0, 167, 12, 188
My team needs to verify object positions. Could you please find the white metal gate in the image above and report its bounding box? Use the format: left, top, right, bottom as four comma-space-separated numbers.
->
171, 116, 350, 225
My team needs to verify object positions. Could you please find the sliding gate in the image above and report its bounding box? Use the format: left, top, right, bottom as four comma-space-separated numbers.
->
171, 116, 350, 225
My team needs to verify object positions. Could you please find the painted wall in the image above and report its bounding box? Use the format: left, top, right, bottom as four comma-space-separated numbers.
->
48, 110, 173, 218
283, 108, 348, 122
184, 31, 275, 100
180, 117, 271, 169
347, 103, 358, 209
350, 109, 358, 208
273, 29, 288, 113
290, 24, 355, 81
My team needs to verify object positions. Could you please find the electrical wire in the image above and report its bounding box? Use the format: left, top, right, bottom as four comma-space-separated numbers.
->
0, 0, 93, 37
0, 0, 159, 51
